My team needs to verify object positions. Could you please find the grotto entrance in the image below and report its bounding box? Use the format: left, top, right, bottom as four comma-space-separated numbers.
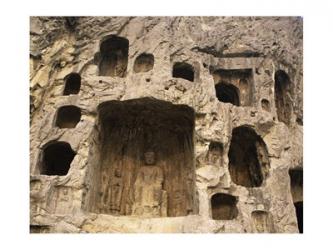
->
98, 35, 129, 77
212, 69, 253, 106
172, 62, 195, 82
215, 83, 240, 106
63, 73, 81, 95
134, 53, 154, 73
55, 105, 81, 129
228, 126, 270, 187
86, 98, 196, 217
211, 193, 238, 220
39, 141, 76, 176
274, 70, 293, 125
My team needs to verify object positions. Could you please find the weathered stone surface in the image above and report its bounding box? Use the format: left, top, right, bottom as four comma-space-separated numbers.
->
30, 16, 303, 233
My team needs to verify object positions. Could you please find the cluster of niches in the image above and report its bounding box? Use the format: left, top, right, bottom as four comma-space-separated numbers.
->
36, 35, 297, 222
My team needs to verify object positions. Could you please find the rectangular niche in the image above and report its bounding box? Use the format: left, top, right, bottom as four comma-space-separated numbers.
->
212, 68, 254, 106
84, 98, 197, 218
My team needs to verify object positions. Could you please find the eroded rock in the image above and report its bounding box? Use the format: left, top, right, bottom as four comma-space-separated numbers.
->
30, 16, 303, 233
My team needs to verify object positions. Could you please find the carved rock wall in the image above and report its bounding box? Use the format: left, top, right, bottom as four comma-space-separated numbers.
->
30, 16, 303, 233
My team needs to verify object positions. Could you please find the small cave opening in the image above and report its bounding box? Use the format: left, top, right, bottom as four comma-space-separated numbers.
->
261, 99, 271, 112
206, 141, 223, 166
228, 126, 270, 187
211, 193, 238, 220
215, 82, 240, 106
84, 98, 197, 218
172, 62, 194, 82
98, 35, 129, 77
289, 168, 303, 233
212, 69, 253, 106
39, 141, 76, 176
63, 73, 81, 95
55, 105, 81, 129
251, 210, 275, 233
274, 70, 293, 125
134, 53, 154, 73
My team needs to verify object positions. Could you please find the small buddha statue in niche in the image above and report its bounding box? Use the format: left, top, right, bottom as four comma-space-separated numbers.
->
109, 166, 123, 214
132, 151, 167, 217
207, 143, 223, 167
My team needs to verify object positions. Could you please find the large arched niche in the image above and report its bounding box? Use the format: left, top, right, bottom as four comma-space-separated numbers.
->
228, 126, 270, 187
274, 70, 293, 125
98, 35, 129, 77
84, 98, 197, 217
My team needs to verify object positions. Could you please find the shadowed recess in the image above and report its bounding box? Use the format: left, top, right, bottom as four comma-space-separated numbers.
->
211, 193, 238, 220
274, 70, 293, 125
39, 141, 76, 176
63, 73, 81, 95
215, 82, 240, 106
206, 141, 223, 166
134, 53, 154, 73
261, 99, 270, 112
172, 62, 194, 82
228, 126, 270, 187
289, 168, 303, 233
294, 201, 303, 233
99, 35, 129, 77
55, 105, 81, 129
85, 98, 197, 217
212, 69, 253, 106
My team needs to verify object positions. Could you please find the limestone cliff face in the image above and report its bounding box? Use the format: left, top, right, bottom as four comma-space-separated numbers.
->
30, 16, 303, 233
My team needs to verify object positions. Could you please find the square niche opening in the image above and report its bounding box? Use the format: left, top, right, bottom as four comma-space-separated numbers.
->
212, 68, 254, 106
84, 98, 197, 218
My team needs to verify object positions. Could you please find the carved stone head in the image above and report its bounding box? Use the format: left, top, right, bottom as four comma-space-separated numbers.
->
144, 151, 156, 165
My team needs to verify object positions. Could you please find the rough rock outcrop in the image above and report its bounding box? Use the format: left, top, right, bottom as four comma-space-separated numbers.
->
30, 16, 303, 233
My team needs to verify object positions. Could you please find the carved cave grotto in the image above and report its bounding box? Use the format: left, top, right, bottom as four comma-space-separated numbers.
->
274, 70, 293, 125
133, 53, 154, 73
228, 126, 270, 187
172, 62, 195, 82
84, 98, 197, 218
212, 69, 253, 106
63, 73, 81, 95
211, 193, 238, 220
39, 141, 76, 176
215, 82, 240, 106
98, 35, 129, 77
55, 105, 81, 129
